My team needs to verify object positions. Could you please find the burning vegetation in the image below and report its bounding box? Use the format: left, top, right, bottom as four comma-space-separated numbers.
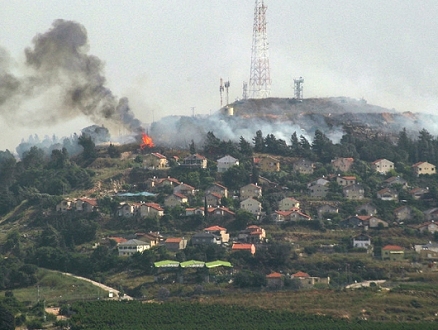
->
140, 132, 154, 150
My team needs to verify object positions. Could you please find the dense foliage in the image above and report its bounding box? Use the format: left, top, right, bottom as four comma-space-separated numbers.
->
63, 301, 438, 330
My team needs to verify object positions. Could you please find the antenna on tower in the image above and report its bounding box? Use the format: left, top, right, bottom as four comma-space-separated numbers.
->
224, 80, 230, 105
249, 0, 271, 99
219, 78, 224, 107
293, 77, 304, 100
242, 81, 248, 100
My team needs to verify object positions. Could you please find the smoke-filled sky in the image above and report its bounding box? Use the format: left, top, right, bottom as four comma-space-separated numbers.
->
1, 0, 438, 151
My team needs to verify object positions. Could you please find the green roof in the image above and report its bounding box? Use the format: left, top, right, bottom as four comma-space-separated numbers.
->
154, 260, 180, 268
205, 260, 233, 268
180, 260, 205, 268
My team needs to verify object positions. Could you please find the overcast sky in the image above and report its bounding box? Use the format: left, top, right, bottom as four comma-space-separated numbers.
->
1, 0, 438, 152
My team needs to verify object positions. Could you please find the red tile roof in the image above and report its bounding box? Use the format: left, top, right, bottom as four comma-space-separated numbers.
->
266, 272, 282, 278
144, 202, 164, 211
232, 243, 254, 251
151, 152, 167, 159
204, 225, 227, 232
78, 198, 98, 206
292, 271, 310, 278
165, 237, 182, 243
382, 245, 404, 251
109, 237, 127, 244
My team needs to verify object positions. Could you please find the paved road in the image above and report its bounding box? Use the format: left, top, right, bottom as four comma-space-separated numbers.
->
61, 272, 133, 300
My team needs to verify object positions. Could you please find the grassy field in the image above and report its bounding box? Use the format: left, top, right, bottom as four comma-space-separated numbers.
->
3, 269, 107, 306
192, 284, 438, 322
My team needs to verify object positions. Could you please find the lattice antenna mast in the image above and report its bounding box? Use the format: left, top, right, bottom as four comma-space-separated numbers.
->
249, 0, 271, 99
294, 77, 304, 99
219, 78, 224, 107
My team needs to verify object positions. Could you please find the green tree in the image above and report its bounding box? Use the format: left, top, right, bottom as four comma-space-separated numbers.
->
239, 136, 253, 157
253, 130, 264, 153
78, 134, 97, 162
222, 165, 250, 191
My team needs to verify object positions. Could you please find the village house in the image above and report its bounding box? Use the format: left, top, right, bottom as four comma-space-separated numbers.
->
278, 197, 300, 211
257, 176, 277, 187
353, 233, 372, 250
164, 237, 188, 252
308, 177, 330, 188
414, 243, 438, 260
56, 199, 74, 212
240, 198, 262, 216
308, 183, 329, 198
412, 161, 436, 177
258, 155, 281, 172
204, 225, 229, 244
291, 271, 330, 288
273, 209, 311, 222
185, 207, 205, 217
207, 206, 236, 219
331, 157, 354, 172
266, 272, 283, 288
409, 187, 429, 200
164, 193, 188, 208
341, 215, 388, 229
293, 158, 314, 175
157, 177, 181, 188
139, 202, 164, 218
239, 183, 262, 200
118, 239, 151, 256
205, 182, 228, 198
217, 155, 239, 173
173, 182, 196, 196
117, 203, 137, 217
191, 232, 221, 245
135, 232, 163, 247
336, 175, 356, 186
108, 236, 127, 248
415, 221, 438, 234
377, 188, 398, 201
231, 243, 256, 255
384, 176, 408, 189
424, 208, 438, 222
371, 158, 394, 174
381, 245, 404, 261
393, 205, 412, 223
143, 152, 168, 169
205, 192, 222, 207
181, 153, 207, 169
343, 183, 364, 200
317, 204, 339, 219
75, 198, 98, 213
238, 225, 266, 243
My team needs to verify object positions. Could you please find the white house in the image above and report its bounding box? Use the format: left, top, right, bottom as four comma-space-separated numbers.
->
118, 239, 151, 256
240, 198, 262, 216
217, 155, 239, 173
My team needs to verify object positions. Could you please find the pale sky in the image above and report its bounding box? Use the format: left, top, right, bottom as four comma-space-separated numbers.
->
1, 0, 438, 152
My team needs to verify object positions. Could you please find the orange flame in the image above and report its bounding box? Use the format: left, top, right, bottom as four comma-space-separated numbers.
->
140, 132, 154, 149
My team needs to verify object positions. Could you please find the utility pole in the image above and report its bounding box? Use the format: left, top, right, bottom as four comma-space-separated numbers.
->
249, 0, 271, 99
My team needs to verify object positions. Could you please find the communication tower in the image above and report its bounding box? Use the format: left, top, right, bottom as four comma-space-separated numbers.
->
248, 0, 271, 99
219, 78, 225, 107
294, 77, 304, 99
242, 81, 248, 100
224, 80, 230, 105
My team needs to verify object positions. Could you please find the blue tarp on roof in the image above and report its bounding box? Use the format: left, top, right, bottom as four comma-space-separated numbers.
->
116, 192, 156, 197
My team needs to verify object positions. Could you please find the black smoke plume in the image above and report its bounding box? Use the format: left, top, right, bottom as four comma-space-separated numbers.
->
0, 19, 142, 132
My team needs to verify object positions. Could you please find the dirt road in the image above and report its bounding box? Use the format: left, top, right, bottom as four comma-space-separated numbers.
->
61, 272, 133, 300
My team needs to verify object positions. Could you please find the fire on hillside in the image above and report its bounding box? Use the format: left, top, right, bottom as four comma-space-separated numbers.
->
140, 132, 154, 150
